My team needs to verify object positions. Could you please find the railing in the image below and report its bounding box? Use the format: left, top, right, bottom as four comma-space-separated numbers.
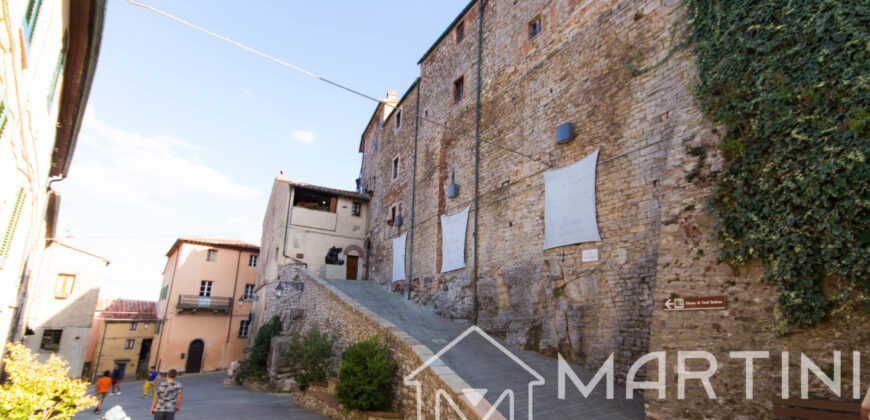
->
176, 295, 232, 311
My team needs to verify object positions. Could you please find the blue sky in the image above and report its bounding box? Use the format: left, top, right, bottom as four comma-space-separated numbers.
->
55, 0, 469, 299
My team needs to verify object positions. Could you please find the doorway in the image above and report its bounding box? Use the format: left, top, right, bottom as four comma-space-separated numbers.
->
136, 338, 152, 376
185, 339, 204, 373
346, 255, 358, 280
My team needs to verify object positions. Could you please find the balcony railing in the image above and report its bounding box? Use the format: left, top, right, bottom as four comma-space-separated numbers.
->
177, 295, 232, 311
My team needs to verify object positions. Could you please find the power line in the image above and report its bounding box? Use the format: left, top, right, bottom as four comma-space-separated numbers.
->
125, 0, 552, 167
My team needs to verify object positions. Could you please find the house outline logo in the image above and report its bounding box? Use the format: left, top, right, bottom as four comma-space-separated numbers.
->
403, 326, 546, 420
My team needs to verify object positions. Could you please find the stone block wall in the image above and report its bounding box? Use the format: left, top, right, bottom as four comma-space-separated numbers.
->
267, 263, 503, 420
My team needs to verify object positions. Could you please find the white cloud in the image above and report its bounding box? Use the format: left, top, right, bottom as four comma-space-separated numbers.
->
68, 113, 260, 214
291, 130, 316, 145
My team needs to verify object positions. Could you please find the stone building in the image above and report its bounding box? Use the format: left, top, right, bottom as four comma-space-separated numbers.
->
251, 174, 368, 338
19, 241, 108, 378
149, 237, 258, 374
355, 0, 868, 417
86, 299, 157, 380
0, 0, 105, 367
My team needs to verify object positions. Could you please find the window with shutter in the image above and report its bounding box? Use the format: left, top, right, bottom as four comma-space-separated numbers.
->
22, 0, 43, 46
0, 187, 26, 269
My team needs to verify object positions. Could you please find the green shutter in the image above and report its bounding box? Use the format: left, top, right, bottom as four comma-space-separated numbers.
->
0, 86, 8, 140
22, 0, 43, 45
48, 46, 65, 105
0, 187, 27, 269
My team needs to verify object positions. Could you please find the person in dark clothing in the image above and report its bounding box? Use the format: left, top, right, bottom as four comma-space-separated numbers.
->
110, 363, 122, 395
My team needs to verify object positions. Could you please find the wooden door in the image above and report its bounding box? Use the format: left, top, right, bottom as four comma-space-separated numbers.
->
186, 339, 204, 373
346, 255, 359, 280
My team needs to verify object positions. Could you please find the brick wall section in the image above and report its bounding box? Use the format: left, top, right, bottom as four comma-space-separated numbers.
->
266, 263, 500, 420
360, 0, 684, 380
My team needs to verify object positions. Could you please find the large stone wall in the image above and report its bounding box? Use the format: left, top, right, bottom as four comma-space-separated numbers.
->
352, 0, 870, 418
359, 0, 691, 381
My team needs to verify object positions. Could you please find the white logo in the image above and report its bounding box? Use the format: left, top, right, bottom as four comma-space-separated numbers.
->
403, 326, 545, 420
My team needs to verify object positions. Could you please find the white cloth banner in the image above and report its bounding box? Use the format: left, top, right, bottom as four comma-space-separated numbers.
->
392, 233, 407, 282
543, 148, 601, 249
440, 206, 470, 273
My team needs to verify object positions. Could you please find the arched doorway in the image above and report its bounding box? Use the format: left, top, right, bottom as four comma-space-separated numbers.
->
186, 339, 204, 373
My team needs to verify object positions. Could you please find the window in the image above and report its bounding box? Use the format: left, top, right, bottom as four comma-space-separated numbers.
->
392, 157, 400, 180
144, 322, 150, 329
352, 202, 362, 217
390, 205, 397, 223
375, 113, 380, 129
238, 320, 250, 338
199, 280, 213, 297
206, 249, 218, 262
248, 254, 257, 268
124, 339, 135, 350
373, 138, 378, 154
129, 322, 137, 331
53, 274, 75, 298
529, 16, 542, 38
154, 322, 161, 334
454, 77, 465, 103
22, 0, 43, 46
395, 110, 402, 129
40, 329, 62, 351
48, 42, 65, 106
456, 22, 465, 42
0, 187, 26, 269
243, 284, 254, 300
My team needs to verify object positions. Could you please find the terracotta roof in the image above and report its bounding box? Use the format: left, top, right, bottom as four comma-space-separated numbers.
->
276, 177, 369, 201
166, 237, 260, 257
95, 298, 157, 321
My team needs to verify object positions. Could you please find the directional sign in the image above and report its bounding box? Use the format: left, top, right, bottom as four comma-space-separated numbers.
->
663, 296, 727, 311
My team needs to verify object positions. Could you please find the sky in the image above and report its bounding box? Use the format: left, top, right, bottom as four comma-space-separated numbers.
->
54, 0, 470, 300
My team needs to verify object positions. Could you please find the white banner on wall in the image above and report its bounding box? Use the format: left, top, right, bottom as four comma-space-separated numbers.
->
392, 233, 407, 282
440, 206, 470, 273
543, 148, 601, 249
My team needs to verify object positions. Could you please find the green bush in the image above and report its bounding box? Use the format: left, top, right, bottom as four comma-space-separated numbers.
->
235, 316, 282, 384
283, 325, 336, 389
335, 336, 395, 412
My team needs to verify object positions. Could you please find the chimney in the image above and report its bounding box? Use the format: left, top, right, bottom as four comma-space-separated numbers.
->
386, 89, 397, 100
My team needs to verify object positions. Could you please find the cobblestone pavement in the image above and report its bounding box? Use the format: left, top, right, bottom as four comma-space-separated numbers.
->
327, 279, 644, 420
72, 371, 324, 420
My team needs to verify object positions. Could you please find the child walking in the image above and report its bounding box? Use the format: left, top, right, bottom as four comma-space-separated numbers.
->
93, 371, 112, 415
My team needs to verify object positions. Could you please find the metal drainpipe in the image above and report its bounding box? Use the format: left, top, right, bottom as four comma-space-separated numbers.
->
471, 0, 484, 325
407, 79, 421, 300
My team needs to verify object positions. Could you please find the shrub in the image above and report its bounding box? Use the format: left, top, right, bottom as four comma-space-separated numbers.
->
335, 336, 395, 412
283, 325, 336, 389
235, 316, 282, 384
0, 343, 97, 420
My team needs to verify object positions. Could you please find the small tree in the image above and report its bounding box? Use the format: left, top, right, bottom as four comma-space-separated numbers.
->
0, 343, 97, 420
335, 336, 395, 411
235, 316, 283, 384
283, 325, 336, 389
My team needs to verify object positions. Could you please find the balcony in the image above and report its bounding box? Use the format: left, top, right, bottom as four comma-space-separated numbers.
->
176, 295, 232, 312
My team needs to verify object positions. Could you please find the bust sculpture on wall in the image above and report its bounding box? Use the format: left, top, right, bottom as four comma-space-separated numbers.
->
325, 247, 344, 265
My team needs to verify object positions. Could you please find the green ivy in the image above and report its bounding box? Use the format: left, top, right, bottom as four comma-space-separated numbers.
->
686, 0, 869, 326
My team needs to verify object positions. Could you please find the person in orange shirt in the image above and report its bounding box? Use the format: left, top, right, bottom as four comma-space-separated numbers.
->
93, 370, 112, 415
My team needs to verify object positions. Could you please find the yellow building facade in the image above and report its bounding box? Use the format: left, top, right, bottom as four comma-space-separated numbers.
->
86, 299, 157, 380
